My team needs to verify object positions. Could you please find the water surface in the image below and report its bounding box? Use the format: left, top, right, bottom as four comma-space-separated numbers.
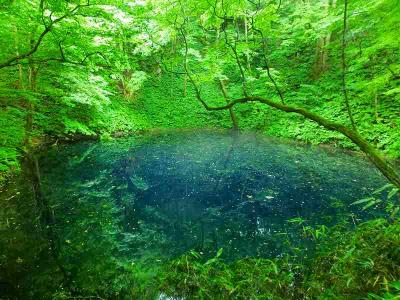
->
0, 130, 388, 298
42, 130, 387, 257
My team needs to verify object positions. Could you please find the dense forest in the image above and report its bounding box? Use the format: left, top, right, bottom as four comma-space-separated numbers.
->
0, 0, 400, 299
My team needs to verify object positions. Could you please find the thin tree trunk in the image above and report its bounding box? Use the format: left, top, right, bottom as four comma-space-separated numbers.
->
219, 79, 239, 129
313, 37, 325, 78
244, 17, 251, 69
341, 0, 357, 131
313, 0, 336, 78
251, 22, 285, 104
183, 54, 188, 97
374, 92, 379, 122
221, 18, 248, 97
183, 76, 187, 97
13, 26, 24, 89
23, 32, 38, 147
235, 17, 240, 40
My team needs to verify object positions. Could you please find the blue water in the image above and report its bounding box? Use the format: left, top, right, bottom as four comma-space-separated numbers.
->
0, 130, 391, 298
39, 130, 386, 260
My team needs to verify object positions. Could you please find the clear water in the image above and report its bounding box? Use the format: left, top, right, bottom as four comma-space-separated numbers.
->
41, 130, 386, 257
0, 130, 389, 297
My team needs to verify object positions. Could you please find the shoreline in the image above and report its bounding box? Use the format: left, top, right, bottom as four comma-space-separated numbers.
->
1, 126, 398, 189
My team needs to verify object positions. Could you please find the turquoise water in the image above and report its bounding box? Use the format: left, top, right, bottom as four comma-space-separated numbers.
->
0, 130, 388, 298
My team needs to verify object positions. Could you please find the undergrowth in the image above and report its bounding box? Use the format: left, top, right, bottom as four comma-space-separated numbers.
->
157, 218, 400, 300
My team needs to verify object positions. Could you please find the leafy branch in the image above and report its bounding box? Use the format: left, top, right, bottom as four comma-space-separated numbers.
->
0, 0, 91, 69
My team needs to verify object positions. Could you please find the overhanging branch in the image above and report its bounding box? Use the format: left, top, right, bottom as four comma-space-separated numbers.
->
196, 95, 400, 188
0, 1, 91, 70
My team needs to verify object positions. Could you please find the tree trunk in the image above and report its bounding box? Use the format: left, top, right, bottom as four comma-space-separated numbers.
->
219, 79, 239, 129
341, 0, 357, 130
13, 26, 24, 89
215, 28, 220, 44
183, 76, 187, 97
244, 17, 251, 69
374, 92, 380, 123
23, 32, 39, 148
183, 54, 188, 97
312, 0, 337, 78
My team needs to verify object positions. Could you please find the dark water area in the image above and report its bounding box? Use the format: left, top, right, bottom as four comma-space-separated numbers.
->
0, 130, 390, 298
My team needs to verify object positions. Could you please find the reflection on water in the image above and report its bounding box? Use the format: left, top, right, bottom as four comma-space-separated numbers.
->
0, 130, 388, 298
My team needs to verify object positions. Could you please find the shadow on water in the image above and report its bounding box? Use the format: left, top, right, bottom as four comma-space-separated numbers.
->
0, 130, 389, 298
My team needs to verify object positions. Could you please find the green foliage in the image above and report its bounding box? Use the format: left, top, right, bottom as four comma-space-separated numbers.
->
352, 184, 400, 218
0, 0, 399, 298
307, 219, 400, 298
137, 73, 232, 129
0, 0, 399, 185
0, 107, 25, 175
159, 250, 297, 299
159, 218, 400, 300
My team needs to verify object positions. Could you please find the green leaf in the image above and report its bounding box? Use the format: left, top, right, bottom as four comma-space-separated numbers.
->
351, 197, 375, 205
387, 188, 399, 200
363, 200, 382, 210
216, 248, 223, 258
373, 184, 394, 195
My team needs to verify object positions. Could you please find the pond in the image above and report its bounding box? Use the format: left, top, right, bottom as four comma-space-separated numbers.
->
0, 130, 389, 298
